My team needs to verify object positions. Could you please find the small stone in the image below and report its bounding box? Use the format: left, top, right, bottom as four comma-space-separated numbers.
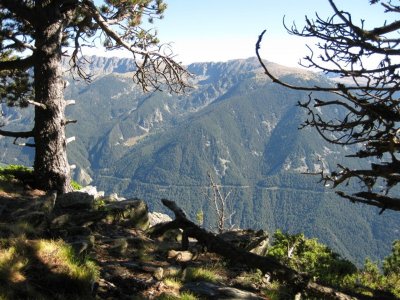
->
51, 213, 70, 227
167, 250, 195, 262
153, 267, 164, 280
110, 193, 125, 201
182, 281, 265, 299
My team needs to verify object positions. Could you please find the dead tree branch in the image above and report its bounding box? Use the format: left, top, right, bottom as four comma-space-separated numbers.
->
150, 199, 380, 300
255, 0, 400, 213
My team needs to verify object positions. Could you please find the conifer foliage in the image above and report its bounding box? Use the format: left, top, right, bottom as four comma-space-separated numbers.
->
0, 0, 188, 193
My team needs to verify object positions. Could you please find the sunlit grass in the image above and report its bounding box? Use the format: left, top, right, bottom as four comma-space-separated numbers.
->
0, 238, 99, 299
183, 266, 220, 283
34, 239, 99, 283
163, 276, 183, 289
179, 292, 199, 300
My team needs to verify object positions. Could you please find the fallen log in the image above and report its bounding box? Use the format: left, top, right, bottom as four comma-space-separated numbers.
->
150, 199, 382, 300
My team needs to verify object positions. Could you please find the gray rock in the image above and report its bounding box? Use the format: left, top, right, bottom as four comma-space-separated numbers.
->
51, 213, 71, 227
80, 185, 105, 199
101, 193, 126, 203
148, 211, 172, 227
103, 199, 149, 229
218, 229, 269, 256
153, 267, 164, 280
110, 193, 125, 201
182, 281, 265, 299
55, 191, 95, 210
51, 210, 107, 228
167, 250, 195, 262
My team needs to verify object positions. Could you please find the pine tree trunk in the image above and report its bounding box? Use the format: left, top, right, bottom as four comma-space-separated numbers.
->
33, 18, 72, 193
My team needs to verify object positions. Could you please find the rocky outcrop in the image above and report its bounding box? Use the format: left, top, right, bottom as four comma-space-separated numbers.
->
102, 198, 149, 227
148, 211, 172, 227
218, 229, 269, 256
0, 187, 294, 299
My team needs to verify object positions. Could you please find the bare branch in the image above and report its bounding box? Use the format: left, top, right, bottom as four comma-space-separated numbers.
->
65, 100, 76, 106
13, 137, 35, 148
0, 129, 34, 138
66, 136, 75, 144
336, 191, 400, 214
26, 100, 46, 109
328, 0, 400, 37
256, 1, 400, 213
62, 119, 77, 126
256, 31, 397, 92
206, 171, 235, 233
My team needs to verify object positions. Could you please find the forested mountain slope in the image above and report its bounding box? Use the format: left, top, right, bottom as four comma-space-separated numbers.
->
0, 56, 398, 265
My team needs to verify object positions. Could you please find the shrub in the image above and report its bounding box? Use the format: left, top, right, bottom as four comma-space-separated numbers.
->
267, 230, 356, 285
0, 165, 33, 182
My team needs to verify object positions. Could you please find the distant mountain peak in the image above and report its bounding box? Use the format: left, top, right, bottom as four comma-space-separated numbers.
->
62, 55, 319, 82
62, 55, 137, 77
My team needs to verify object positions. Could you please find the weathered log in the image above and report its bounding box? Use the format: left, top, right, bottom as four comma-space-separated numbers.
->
151, 199, 379, 300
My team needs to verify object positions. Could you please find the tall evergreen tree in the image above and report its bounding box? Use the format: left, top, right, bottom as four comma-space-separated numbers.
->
257, 0, 400, 213
0, 0, 188, 193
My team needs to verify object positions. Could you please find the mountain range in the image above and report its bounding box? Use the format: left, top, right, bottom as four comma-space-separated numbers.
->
1, 56, 398, 266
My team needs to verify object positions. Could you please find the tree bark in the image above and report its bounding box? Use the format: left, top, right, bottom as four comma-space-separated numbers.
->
33, 16, 72, 193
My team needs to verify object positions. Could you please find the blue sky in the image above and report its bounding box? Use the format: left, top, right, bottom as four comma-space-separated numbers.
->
92, 1, 391, 67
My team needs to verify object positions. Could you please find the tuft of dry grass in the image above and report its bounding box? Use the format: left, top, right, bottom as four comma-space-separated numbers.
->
0, 238, 98, 299
183, 266, 221, 283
